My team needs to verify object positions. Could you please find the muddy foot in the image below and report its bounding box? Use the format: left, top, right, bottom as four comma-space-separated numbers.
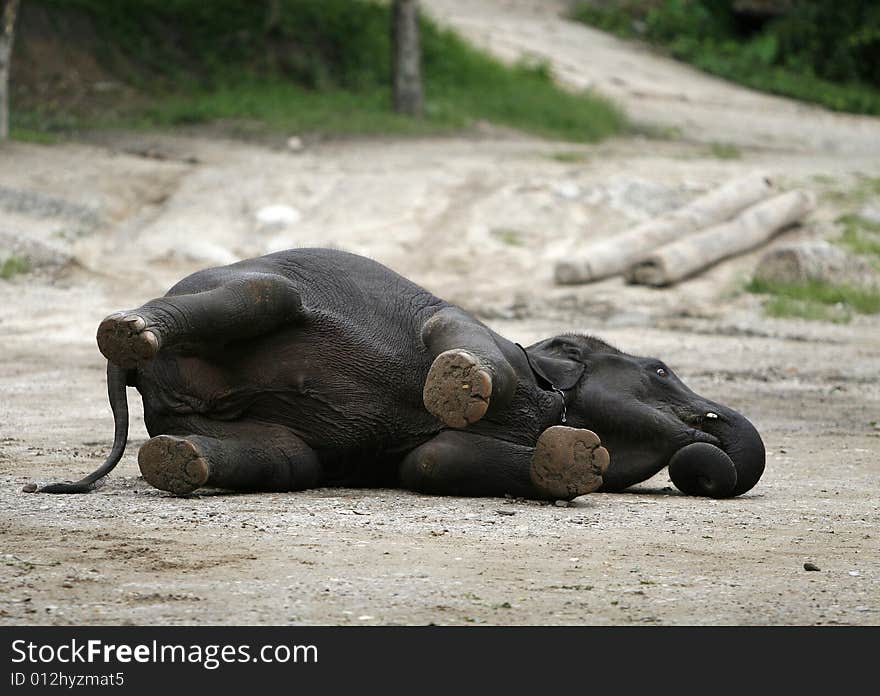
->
423, 349, 492, 428
138, 435, 209, 495
96, 312, 160, 368
530, 426, 609, 500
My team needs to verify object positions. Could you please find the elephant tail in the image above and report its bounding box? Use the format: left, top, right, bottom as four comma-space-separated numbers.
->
29, 362, 131, 494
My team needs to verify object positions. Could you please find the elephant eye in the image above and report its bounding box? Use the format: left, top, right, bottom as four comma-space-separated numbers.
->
656, 367, 668, 378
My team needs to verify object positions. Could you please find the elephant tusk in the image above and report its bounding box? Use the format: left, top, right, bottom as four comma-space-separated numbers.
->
706, 412, 719, 419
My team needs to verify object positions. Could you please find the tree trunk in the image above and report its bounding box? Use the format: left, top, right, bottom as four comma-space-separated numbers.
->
264, 0, 281, 34
554, 173, 775, 285
0, 0, 20, 140
392, 0, 423, 117
625, 190, 816, 287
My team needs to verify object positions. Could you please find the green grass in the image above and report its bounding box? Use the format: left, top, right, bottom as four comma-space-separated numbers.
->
139, 84, 456, 136
0, 256, 31, 280
835, 214, 880, 264
628, 123, 684, 141
821, 176, 880, 207
683, 51, 880, 116
15, 0, 624, 143
746, 277, 880, 323
9, 128, 62, 144
706, 142, 741, 159
490, 227, 525, 246
749, 210, 880, 323
571, 1, 880, 116
762, 296, 851, 323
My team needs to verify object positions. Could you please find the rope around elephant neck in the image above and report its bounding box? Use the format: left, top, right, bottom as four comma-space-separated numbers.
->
514, 343, 567, 425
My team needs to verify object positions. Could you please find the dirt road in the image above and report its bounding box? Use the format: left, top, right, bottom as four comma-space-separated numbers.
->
1, 1, 878, 625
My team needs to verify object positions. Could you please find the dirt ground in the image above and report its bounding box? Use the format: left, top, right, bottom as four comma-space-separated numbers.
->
1, 0, 878, 626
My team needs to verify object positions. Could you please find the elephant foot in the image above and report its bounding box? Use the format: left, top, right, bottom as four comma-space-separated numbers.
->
138, 435, 208, 495
97, 312, 160, 368
423, 349, 492, 428
530, 426, 609, 500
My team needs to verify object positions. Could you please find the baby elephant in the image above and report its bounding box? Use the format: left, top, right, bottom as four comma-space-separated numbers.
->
34, 248, 764, 500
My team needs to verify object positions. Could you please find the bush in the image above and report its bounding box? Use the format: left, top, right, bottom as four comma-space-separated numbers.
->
24, 0, 623, 142
572, 0, 880, 115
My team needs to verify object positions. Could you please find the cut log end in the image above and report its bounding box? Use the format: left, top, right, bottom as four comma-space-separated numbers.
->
626, 260, 668, 287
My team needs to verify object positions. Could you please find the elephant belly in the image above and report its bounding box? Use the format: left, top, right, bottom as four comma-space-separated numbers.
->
136, 323, 439, 457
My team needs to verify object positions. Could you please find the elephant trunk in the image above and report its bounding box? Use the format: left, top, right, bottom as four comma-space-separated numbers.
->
669, 406, 765, 498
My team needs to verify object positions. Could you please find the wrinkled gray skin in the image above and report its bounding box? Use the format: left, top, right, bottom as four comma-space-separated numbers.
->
527, 336, 765, 497
34, 248, 764, 500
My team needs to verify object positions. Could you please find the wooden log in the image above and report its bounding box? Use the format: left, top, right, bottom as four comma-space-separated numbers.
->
626, 189, 815, 287
554, 173, 774, 285
754, 241, 880, 290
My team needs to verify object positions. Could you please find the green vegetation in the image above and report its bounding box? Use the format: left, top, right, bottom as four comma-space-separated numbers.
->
0, 256, 31, 280
750, 199, 880, 322
490, 228, 525, 246
834, 214, 880, 268
9, 128, 61, 145
746, 208, 880, 322
14, 0, 623, 142
547, 150, 590, 163
821, 177, 880, 207
746, 277, 880, 324
706, 142, 741, 159
572, 1, 880, 115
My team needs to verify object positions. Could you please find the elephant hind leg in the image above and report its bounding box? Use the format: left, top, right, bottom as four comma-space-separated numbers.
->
98, 272, 304, 368
138, 435, 208, 495
138, 424, 319, 495
97, 313, 160, 367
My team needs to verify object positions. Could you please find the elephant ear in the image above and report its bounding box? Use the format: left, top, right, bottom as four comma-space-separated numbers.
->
523, 337, 585, 391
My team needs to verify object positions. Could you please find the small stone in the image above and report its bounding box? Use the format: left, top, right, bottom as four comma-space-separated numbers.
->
849, 570, 861, 577
859, 204, 880, 225
553, 181, 581, 199
21, 483, 37, 493
496, 510, 516, 516
554, 500, 570, 507
286, 136, 304, 152
256, 205, 301, 227
803, 562, 820, 571
755, 241, 880, 291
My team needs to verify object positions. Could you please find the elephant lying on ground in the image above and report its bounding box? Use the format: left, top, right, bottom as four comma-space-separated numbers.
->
31, 248, 765, 499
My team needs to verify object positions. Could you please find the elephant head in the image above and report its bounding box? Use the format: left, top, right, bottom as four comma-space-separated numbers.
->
525, 334, 765, 498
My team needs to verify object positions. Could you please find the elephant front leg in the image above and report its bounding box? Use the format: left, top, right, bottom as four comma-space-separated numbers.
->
420, 307, 519, 428
97, 272, 304, 368
399, 426, 609, 501
137, 423, 320, 495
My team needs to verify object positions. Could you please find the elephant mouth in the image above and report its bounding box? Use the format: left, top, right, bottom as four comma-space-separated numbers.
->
668, 405, 766, 498
675, 408, 726, 447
